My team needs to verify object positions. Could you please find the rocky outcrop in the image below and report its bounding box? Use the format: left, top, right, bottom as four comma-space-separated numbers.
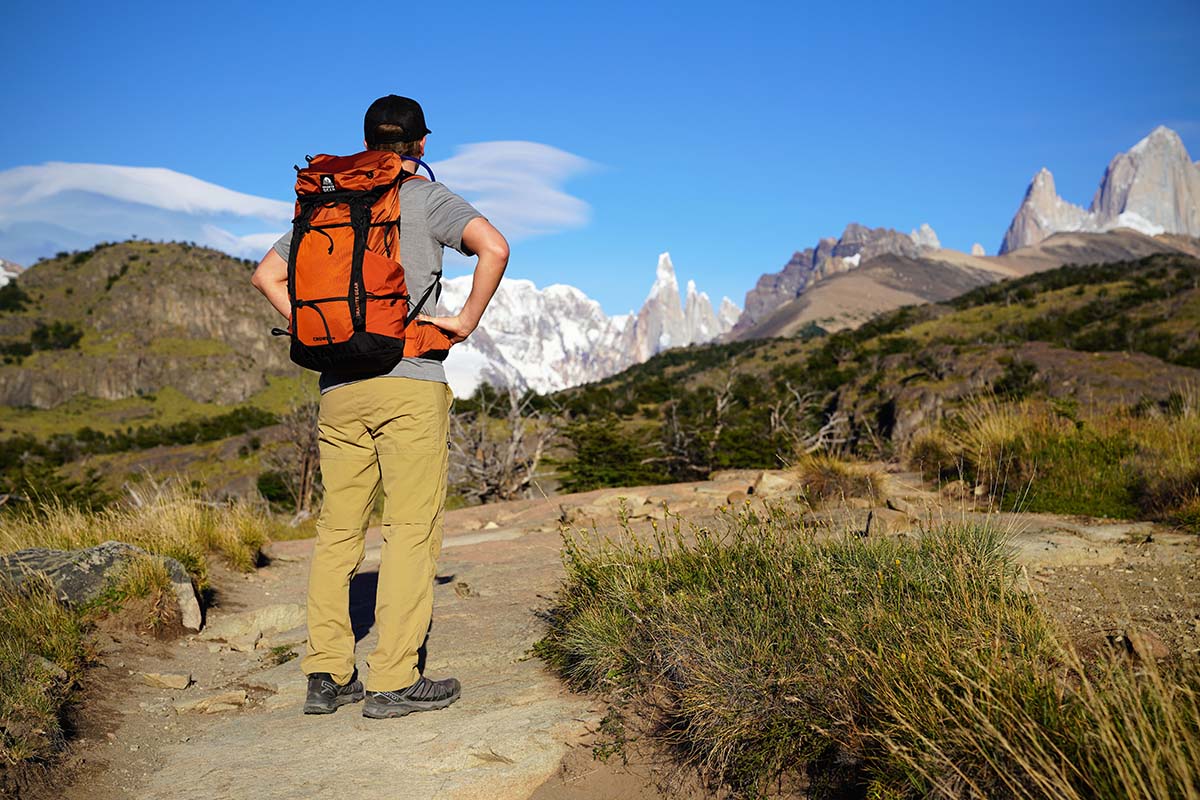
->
0, 242, 292, 408
1000, 126, 1200, 253
0, 541, 201, 630
733, 222, 934, 336
971, 243, 986, 256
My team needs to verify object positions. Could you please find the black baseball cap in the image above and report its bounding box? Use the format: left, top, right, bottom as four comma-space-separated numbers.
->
364, 95, 431, 145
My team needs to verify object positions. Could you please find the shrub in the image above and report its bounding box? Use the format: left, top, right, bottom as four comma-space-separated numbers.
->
537, 509, 1200, 797
557, 421, 668, 493
29, 321, 83, 351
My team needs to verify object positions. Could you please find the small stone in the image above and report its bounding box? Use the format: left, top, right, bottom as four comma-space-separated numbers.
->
130, 744, 139, 752
27, 654, 69, 682
1128, 628, 1171, 661
725, 490, 749, 505
140, 672, 192, 690
482, 521, 500, 530
207, 644, 223, 654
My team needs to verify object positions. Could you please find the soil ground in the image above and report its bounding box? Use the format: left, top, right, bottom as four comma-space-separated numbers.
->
29, 467, 1200, 800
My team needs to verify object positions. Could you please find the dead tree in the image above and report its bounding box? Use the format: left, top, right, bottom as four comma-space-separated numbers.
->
450, 387, 559, 504
266, 400, 321, 522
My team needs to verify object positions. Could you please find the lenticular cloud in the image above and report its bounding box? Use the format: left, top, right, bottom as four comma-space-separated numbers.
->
0, 142, 593, 265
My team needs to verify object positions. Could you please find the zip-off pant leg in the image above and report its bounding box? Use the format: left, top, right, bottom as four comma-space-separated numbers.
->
302, 376, 452, 692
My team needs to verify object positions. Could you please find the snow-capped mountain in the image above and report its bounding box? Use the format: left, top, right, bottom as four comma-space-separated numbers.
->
439, 252, 740, 396
0, 258, 23, 287
1000, 126, 1200, 253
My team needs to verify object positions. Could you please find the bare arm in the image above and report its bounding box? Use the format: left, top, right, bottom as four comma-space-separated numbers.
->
419, 217, 509, 343
251, 248, 290, 320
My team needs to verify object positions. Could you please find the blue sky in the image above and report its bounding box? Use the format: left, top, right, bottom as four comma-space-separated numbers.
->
2, 0, 1198, 315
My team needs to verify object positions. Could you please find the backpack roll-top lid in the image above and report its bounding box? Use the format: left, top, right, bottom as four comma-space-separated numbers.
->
295, 150, 405, 197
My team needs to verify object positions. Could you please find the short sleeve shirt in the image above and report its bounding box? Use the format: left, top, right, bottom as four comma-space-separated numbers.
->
272, 180, 482, 392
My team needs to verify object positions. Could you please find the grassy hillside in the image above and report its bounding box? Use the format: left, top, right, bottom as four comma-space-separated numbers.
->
0, 241, 315, 501
554, 253, 1200, 513
0, 240, 296, 410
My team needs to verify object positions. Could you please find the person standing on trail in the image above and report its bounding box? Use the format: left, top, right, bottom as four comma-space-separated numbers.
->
251, 95, 508, 718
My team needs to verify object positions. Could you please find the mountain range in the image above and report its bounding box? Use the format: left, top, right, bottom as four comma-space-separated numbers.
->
439, 252, 739, 395
726, 126, 1200, 341
0, 126, 1196, 402
1000, 126, 1200, 254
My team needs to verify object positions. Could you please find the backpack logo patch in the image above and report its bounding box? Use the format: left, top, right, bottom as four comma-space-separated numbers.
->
320, 175, 336, 193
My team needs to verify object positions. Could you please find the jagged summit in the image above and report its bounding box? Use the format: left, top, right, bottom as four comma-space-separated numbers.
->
650, 252, 679, 295
1000, 126, 1200, 253
439, 250, 738, 395
733, 222, 925, 336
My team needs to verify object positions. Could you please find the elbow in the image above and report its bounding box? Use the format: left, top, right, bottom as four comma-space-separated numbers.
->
250, 270, 264, 292
486, 237, 510, 266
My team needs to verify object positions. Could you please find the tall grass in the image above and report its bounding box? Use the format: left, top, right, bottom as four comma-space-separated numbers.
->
0, 578, 89, 778
0, 483, 274, 587
536, 507, 1200, 798
909, 389, 1200, 528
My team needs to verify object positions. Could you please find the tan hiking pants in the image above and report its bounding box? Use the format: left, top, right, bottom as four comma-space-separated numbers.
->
301, 376, 453, 692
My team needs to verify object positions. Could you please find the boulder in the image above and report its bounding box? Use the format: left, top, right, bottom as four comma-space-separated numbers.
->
0, 541, 202, 631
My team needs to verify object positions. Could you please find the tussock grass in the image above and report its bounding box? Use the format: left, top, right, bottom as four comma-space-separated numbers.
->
791, 452, 883, 505
537, 507, 1200, 798
909, 388, 1200, 527
0, 483, 274, 587
0, 579, 88, 775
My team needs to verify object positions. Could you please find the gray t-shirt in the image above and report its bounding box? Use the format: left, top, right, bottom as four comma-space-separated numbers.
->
273, 179, 482, 392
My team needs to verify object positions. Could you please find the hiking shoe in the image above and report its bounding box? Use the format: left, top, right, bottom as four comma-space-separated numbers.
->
362, 675, 461, 719
303, 670, 365, 715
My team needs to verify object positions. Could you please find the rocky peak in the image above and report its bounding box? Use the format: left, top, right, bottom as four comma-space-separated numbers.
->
1000, 126, 1200, 253
734, 222, 925, 336
909, 223, 941, 251
622, 251, 733, 362
440, 251, 735, 395
718, 297, 741, 330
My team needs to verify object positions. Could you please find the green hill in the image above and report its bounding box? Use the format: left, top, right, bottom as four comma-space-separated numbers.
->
554, 252, 1200, 486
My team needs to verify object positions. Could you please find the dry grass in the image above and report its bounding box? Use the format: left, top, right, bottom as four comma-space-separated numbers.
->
536, 505, 1200, 798
0, 578, 89, 778
0, 484, 277, 780
0, 483, 275, 587
908, 388, 1200, 528
791, 452, 883, 506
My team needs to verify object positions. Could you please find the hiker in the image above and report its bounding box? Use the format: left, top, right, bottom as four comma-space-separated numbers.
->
250, 94, 508, 718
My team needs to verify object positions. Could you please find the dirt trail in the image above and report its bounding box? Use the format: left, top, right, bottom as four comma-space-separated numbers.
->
46, 469, 1199, 800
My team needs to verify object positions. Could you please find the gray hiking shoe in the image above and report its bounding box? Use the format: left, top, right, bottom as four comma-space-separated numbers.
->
303, 670, 365, 715
362, 675, 461, 719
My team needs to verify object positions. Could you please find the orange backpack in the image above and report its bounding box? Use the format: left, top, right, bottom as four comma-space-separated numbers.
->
280, 150, 451, 373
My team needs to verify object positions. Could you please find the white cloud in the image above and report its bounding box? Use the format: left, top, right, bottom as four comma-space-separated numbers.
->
432, 141, 594, 239
0, 142, 592, 266
0, 162, 292, 221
